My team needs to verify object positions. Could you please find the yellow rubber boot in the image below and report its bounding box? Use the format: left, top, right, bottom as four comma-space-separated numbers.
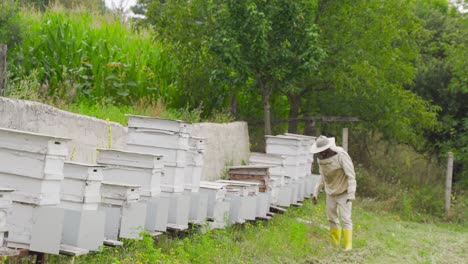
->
330, 227, 341, 246
343, 229, 352, 251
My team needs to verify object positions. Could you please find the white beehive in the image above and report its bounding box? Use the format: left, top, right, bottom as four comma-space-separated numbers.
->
7, 203, 65, 254
216, 180, 260, 223
256, 192, 271, 218
61, 162, 104, 211
199, 182, 230, 229
0, 188, 14, 248
0, 128, 70, 205
126, 115, 191, 193
97, 149, 169, 233
184, 136, 206, 192
100, 182, 146, 240
187, 192, 208, 225
60, 162, 105, 251
126, 115, 191, 134
0, 128, 71, 254
97, 149, 163, 197
160, 192, 190, 230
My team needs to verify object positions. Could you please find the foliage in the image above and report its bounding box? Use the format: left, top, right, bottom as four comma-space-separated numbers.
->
9, 7, 177, 105
5, 69, 41, 101
410, 0, 468, 186
211, 0, 325, 135
299, 0, 440, 148
143, 0, 230, 113
0, 0, 23, 48
37, 199, 468, 264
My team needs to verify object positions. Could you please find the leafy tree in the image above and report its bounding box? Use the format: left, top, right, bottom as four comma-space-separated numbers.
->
212, 0, 325, 135
142, 0, 231, 112
298, 0, 439, 148
0, 0, 22, 48
410, 0, 468, 185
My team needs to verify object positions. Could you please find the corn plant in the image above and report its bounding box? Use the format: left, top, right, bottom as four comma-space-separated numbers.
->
10, 8, 178, 104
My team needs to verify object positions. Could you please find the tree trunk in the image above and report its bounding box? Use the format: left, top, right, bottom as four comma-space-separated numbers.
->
304, 119, 316, 136
230, 94, 237, 117
287, 93, 301, 134
263, 87, 272, 136
0, 45, 7, 97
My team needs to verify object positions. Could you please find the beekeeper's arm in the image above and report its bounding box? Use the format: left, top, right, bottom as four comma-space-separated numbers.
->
339, 152, 357, 201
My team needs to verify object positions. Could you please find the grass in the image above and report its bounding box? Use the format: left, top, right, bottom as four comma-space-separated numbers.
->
36, 198, 467, 264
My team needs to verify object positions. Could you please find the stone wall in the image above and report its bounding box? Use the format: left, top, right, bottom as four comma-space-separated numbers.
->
0, 97, 127, 163
0, 97, 251, 179
190, 122, 250, 181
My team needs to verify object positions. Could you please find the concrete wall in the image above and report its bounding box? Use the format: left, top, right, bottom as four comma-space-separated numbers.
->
0, 97, 127, 163
190, 122, 250, 181
0, 97, 251, 180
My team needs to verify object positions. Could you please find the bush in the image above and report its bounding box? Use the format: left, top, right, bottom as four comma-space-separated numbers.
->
0, 0, 22, 48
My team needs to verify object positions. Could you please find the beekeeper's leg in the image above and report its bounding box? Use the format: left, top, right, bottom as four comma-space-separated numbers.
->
337, 193, 353, 251
326, 194, 341, 246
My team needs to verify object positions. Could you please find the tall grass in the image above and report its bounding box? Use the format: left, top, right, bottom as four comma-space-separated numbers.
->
10, 6, 178, 104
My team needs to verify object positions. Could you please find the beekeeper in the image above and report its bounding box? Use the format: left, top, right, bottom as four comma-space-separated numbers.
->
311, 135, 356, 251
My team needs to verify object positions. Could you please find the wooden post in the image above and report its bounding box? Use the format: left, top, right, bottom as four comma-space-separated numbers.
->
342, 127, 349, 152
0, 44, 7, 97
445, 152, 454, 216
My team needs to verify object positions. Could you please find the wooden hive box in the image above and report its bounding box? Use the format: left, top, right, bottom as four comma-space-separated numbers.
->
227, 165, 271, 193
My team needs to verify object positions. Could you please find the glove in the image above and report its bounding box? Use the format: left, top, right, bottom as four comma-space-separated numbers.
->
346, 192, 355, 203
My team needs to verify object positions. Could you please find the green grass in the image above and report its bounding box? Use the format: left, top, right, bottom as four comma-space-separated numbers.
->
38, 198, 467, 264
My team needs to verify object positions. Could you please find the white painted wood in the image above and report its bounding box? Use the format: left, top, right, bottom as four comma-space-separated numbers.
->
161, 164, 185, 193
184, 136, 206, 192
0, 173, 62, 205
243, 196, 257, 220
161, 192, 190, 229
59, 244, 89, 256
63, 162, 104, 181
277, 186, 293, 207
187, 191, 208, 224
127, 128, 190, 151
97, 149, 164, 170
0, 149, 65, 180
216, 180, 260, 196
199, 182, 227, 220
126, 144, 186, 166
223, 194, 245, 224
101, 166, 162, 197
0, 127, 70, 156
61, 209, 105, 251
120, 201, 147, 239
61, 162, 103, 207
7, 204, 65, 254
256, 192, 271, 218
100, 182, 141, 206
0, 188, 13, 247
126, 114, 191, 134
208, 201, 230, 229
145, 196, 169, 232
100, 205, 121, 241
97, 149, 163, 196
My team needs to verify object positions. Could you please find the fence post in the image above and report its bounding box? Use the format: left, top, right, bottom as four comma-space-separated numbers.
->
342, 127, 349, 152
445, 152, 454, 216
0, 44, 7, 97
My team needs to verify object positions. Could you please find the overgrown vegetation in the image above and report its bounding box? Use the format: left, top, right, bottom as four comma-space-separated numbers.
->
29, 199, 465, 264
0, 0, 466, 241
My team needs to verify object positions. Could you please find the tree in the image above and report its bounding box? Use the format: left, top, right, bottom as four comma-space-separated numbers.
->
142, 0, 231, 112
410, 0, 468, 185
297, 0, 439, 147
212, 0, 324, 135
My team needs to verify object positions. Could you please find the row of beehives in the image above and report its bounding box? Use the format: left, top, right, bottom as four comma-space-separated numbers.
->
0, 114, 320, 257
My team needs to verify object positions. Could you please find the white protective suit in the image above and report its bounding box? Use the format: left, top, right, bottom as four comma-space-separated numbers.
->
314, 146, 356, 230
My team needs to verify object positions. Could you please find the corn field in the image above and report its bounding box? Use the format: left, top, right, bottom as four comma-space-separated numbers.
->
10, 9, 178, 104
